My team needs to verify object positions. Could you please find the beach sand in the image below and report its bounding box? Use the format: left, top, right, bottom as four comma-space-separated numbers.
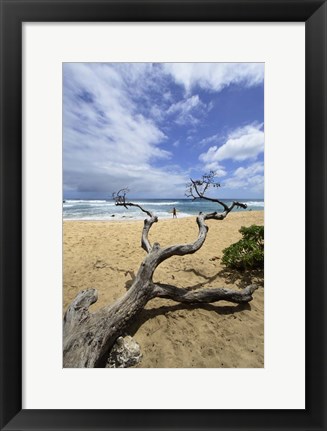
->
63, 211, 264, 368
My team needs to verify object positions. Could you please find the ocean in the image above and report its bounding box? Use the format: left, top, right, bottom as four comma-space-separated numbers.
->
63, 198, 264, 221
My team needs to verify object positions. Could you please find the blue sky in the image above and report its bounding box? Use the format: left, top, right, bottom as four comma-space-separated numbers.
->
63, 63, 264, 199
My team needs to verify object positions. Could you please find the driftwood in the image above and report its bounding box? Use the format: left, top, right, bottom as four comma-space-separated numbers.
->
63, 181, 259, 368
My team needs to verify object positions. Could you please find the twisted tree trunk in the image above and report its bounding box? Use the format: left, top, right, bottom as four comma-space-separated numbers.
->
63, 199, 258, 368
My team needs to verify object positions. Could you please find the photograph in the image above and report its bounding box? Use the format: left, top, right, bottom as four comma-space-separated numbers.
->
2, 0, 327, 426
63, 63, 264, 368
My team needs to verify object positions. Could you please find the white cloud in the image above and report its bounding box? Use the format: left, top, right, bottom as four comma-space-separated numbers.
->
199, 123, 264, 164
223, 161, 264, 194
198, 124, 264, 195
164, 63, 264, 93
200, 162, 227, 177
167, 94, 206, 125
233, 161, 264, 179
64, 161, 188, 198
63, 63, 188, 197
199, 133, 222, 147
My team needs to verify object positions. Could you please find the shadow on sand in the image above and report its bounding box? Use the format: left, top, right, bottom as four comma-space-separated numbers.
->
120, 263, 264, 340
218, 268, 264, 289
124, 266, 263, 337
127, 301, 251, 338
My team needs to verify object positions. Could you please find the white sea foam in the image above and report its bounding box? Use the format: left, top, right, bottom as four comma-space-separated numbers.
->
246, 201, 264, 207
65, 200, 179, 206
65, 200, 108, 204
132, 201, 179, 206
63, 211, 193, 222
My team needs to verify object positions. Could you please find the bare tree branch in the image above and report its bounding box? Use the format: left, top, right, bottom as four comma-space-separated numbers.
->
204, 201, 248, 221
153, 283, 259, 304
186, 172, 248, 216
113, 188, 154, 217
186, 171, 229, 211
158, 214, 208, 262
191, 178, 229, 211
112, 188, 158, 253
153, 201, 246, 264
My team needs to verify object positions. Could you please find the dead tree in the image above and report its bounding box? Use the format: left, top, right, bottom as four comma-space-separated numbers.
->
63, 178, 258, 368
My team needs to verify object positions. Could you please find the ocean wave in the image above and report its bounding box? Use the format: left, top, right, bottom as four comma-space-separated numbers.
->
132, 201, 179, 206
64, 200, 179, 205
246, 201, 264, 207
65, 199, 108, 204
63, 211, 193, 221
64, 200, 181, 207
64, 200, 116, 207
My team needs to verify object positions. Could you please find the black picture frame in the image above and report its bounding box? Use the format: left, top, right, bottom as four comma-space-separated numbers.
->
1, 1, 326, 430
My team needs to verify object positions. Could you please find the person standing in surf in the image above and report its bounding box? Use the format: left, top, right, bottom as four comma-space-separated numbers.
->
172, 207, 177, 218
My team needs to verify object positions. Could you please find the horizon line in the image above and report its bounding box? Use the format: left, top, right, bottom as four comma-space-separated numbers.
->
63, 197, 264, 200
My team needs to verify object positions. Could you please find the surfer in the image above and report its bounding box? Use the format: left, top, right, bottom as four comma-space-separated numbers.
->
172, 207, 177, 218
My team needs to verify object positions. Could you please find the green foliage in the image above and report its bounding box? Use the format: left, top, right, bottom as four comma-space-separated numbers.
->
221, 225, 264, 270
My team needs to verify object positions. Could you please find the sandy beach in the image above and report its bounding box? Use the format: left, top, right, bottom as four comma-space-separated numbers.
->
63, 211, 264, 368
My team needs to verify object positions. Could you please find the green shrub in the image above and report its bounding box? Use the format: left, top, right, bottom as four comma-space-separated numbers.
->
221, 225, 264, 270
